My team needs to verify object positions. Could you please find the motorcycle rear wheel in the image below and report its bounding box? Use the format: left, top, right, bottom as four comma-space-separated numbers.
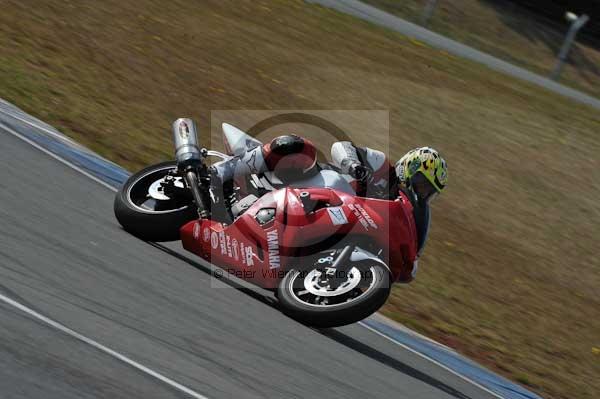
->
114, 161, 197, 241
277, 262, 391, 328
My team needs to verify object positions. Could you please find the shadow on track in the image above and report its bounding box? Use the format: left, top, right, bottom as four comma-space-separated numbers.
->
147, 241, 474, 399
148, 242, 278, 308
317, 328, 473, 399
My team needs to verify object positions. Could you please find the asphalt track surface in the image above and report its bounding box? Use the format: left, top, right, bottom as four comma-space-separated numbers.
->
0, 125, 499, 399
307, 0, 600, 110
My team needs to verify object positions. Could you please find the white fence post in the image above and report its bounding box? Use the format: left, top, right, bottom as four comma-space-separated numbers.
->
551, 13, 590, 80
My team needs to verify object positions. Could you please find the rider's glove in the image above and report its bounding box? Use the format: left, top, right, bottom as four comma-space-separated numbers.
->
348, 163, 372, 182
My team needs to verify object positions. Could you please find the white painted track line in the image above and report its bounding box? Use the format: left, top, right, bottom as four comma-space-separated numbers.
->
0, 121, 211, 399
0, 292, 210, 399
0, 104, 90, 148
0, 122, 118, 193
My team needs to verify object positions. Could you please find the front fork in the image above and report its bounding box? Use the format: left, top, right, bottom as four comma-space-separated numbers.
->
318, 245, 391, 288
322, 245, 354, 289
183, 167, 210, 219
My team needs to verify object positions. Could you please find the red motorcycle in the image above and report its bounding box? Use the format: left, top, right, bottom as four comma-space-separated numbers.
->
114, 119, 419, 327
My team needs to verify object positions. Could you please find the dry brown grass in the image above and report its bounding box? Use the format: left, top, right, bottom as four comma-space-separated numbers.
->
0, 1, 599, 398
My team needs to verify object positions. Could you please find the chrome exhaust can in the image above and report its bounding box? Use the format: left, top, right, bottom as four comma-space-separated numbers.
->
172, 118, 203, 168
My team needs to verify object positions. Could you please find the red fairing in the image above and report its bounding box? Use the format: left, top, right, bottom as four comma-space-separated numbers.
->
181, 187, 419, 289
392, 191, 419, 282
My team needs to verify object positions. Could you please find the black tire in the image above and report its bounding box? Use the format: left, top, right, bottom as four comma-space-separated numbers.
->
277, 262, 391, 328
114, 161, 197, 241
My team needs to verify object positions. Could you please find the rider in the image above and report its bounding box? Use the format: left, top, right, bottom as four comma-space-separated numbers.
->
393, 146, 448, 257
211, 135, 448, 254
331, 142, 448, 258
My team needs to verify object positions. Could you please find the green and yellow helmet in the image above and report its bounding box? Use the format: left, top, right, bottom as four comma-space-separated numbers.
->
395, 147, 447, 201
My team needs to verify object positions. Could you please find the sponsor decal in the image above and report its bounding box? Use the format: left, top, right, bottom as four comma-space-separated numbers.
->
348, 204, 378, 231
327, 207, 348, 225
357, 204, 378, 229
210, 232, 219, 249
357, 204, 378, 230
225, 235, 233, 258
219, 231, 227, 255
266, 229, 280, 269
193, 222, 201, 240
231, 238, 239, 261
348, 204, 368, 230
240, 242, 246, 265
210, 230, 254, 266
245, 245, 254, 266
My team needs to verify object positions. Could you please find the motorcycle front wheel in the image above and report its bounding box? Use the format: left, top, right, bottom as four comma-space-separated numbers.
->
277, 262, 391, 328
114, 161, 198, 241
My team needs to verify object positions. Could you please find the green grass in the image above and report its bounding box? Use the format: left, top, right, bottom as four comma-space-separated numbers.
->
364, 0, 600, 99
1, 1, 599, 398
